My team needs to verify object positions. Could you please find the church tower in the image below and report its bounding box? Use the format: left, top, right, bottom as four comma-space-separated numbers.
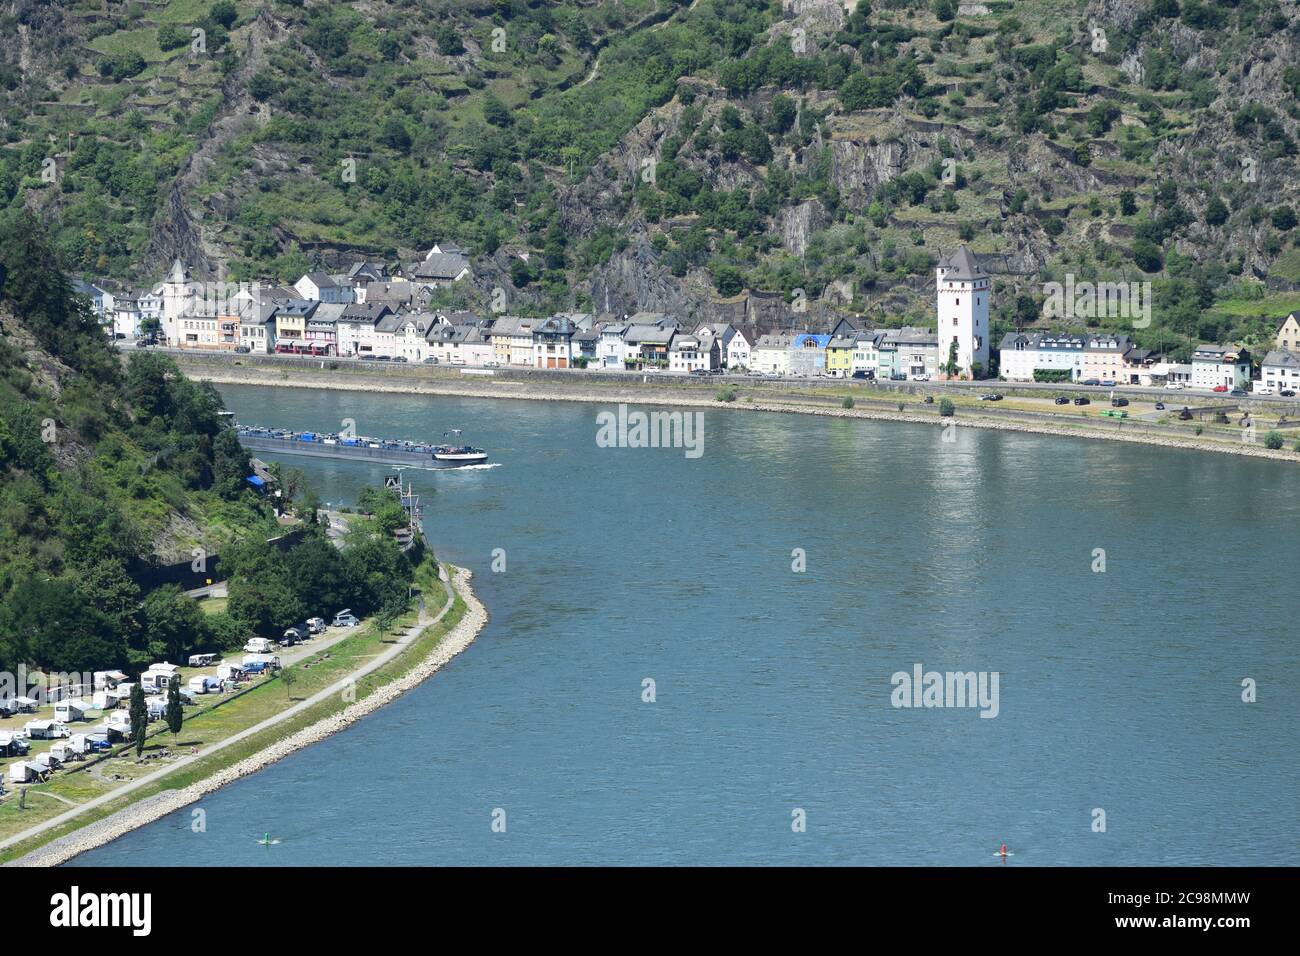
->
935, 246, 990, 379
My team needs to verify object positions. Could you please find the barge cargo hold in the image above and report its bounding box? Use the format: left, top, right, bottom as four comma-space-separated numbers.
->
236, 426, 488, 468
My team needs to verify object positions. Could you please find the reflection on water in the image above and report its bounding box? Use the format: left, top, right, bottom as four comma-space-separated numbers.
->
69, 385, 1300, 867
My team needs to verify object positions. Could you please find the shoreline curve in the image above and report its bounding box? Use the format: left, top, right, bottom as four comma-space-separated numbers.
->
6, 566, 488, 867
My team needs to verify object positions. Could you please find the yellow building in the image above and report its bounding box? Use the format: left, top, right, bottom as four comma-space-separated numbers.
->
826, 334, 857, 378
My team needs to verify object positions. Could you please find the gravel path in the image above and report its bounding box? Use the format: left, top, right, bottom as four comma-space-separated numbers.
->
5, 567, 488, 867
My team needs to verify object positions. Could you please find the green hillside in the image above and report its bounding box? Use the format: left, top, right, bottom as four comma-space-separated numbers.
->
0, 211, 421, 677
1, 0, 1298, 356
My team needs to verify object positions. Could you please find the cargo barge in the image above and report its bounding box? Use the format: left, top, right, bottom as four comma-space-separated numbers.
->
236, 425, 488, 468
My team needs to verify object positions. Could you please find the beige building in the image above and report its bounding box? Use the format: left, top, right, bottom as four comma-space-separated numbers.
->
1275, 311, 1300, 351
1081, 334, 1132, 382
488, 316, 538, 366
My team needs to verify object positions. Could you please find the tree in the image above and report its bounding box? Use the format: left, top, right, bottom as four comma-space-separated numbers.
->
141, 585, 207, 663
942, 340, 960, 379
939, 398, 955, 417
1204, 196, 1228, 227
281, 665, 297, 701
209, 1, 238, 29
129, 682, 148, 757
166, 676, 184, 737
1119, 190, 1137, 216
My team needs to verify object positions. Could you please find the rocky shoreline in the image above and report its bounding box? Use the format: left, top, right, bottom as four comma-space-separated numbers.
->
188, 363, 1300, 465
7, 567, 488, 867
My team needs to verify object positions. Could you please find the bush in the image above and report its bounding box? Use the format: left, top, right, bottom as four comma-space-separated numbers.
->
841, 395, 855, 409
715, 387, 737, 403
939, 398, 955, 416
1194, 425, 1204, 435
1264, 430, 1284, 450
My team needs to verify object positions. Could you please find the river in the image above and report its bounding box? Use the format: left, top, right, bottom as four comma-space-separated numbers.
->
70, 384, 1299, 865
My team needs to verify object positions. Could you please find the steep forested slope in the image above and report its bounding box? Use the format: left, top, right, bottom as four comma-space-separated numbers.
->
2, 0, 1299, 356
0, 211, 275, 674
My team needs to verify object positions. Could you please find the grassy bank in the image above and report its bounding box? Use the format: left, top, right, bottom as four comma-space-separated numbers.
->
0, 557, 463, 863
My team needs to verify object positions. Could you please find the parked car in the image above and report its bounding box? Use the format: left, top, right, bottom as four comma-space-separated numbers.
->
333, 610, 360, 628
360, 354, 378, 361
1083, 379, 1101, 386
422, 356, 439, 364
234, 345, 250, 354
1054, 396, 1070, 405
1164, 381, 1186, 390
1155, 401, 1165, 410
484, 361, 501, 368
376, 355, 393, 362
1282, 389, 1297, 397
1073, 397, 1091, 406
1229, 388, 1247, 397
851, 370, 874, 380
1100, 380, 1117, 387
306, 617, 326, 634
279, 627, 304, 647
393, 356, 408, 363
1111, 397, 1129, 407
978, 393, 1003, 401
1254, 385, 1274, 396
1212, 385, 1229, 393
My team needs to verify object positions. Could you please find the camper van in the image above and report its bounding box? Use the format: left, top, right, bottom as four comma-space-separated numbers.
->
24, 719, 70, 740
53, 699, 91, 723
93, 670, 128, 690
244, 638, 275, 654
333, 609, 360, 628
141, 670, 179, 694
188, 676, 221, 695
187, 653, 219, 667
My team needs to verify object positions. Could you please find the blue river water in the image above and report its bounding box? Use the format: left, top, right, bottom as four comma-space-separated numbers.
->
71, 384, 1299, 866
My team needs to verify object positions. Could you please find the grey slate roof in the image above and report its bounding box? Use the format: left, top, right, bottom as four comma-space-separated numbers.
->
937, 246, 986, 281
411, 253, 470, 281
1262, 349, 1300, 368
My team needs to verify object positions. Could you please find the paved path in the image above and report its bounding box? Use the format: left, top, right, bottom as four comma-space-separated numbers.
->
0, 576, 453, 855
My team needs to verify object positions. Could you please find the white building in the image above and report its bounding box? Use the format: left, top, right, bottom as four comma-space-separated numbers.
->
293, 272, 351, 304
1259, 350, 1300, 392
751, 332, 796, 374
390, 313, 436, 362
935, 246, 990, 378
694, 323, 748, 370
335, 303, 391, 357
998, 331, 1087, 382
668, 332, 715, 373
851, 332, 881, 376
598, 323, 628, 368
1191, 345, 1251, 389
